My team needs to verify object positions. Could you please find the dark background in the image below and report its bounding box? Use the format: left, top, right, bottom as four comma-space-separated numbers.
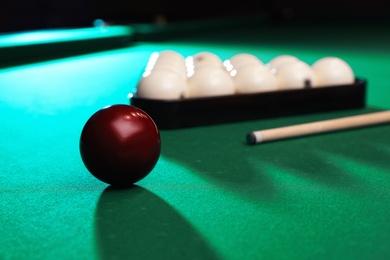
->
0, 0, 389, 33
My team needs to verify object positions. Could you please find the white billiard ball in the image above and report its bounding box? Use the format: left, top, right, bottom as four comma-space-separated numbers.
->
156, 52, 186, 69
312, 57, 355, 86
190, 51, 224, 69
157, 50, 186, 64
152, 60, 187, 79
155, 56, 186, 68
192, 51, 223, 64
136, 69, 187, 100
226, 53, 264, 71
145, 51, 186, 73
187, 67, 235, 98
276, 61, 318, 89
231, 65, 279, 94
267, 55, 300, 71
143, 51, 187, 80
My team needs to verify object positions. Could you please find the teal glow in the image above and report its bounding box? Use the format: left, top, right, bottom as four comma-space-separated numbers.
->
0, 26, 133, 48
0, 46, 151, 115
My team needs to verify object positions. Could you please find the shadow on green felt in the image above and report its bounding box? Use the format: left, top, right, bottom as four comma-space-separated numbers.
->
95, 185, 220, 260
160, 107, 390, 203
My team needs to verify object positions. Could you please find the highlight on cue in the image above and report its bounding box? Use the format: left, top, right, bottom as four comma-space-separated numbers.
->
246, 111, 390, 145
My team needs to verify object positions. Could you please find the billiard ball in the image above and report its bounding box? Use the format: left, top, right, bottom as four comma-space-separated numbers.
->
187, 67, 235, 98
312, 56, 355, 86
151, 61, 187, 79
136, 69, 188, 100
144, 51, 187, 80
267, 55, 300, 71
192, 51, 222, 63
79, 104, 161, 187
275, 60, 318, 89
157, 50, 186, 64
227, 53, 264, 71
190, 51, 224, 69
231, 64, 279, 94
155, 51, 186, 71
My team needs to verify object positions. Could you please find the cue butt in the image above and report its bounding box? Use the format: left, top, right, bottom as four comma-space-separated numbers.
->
246, 111, 390, 145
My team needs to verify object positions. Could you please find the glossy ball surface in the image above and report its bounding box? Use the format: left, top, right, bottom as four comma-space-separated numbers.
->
136, 69, 187, 100
233, 65, 279, 94
80, 104, 161, 187
276, 61, 318, 89
267, 55, 300, 70
187, 67, 235, 98
228, 53, 264, 71
312, 56, 355, 86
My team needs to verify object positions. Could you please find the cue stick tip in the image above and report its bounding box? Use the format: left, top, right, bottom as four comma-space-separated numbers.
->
246, 132, 257, 145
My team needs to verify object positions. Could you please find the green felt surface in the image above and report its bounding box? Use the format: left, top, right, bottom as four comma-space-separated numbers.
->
1, 17, 390, 259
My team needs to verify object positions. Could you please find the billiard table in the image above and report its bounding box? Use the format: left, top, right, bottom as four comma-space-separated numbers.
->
1, 16, 390, 259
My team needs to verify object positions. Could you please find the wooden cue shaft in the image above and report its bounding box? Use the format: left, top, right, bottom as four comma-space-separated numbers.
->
247, 111, 390, 145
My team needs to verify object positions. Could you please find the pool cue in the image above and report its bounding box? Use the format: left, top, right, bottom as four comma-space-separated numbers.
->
246, 111, 390, 145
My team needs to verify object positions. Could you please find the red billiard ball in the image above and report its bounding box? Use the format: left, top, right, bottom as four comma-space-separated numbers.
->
79, 104, 161, 187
